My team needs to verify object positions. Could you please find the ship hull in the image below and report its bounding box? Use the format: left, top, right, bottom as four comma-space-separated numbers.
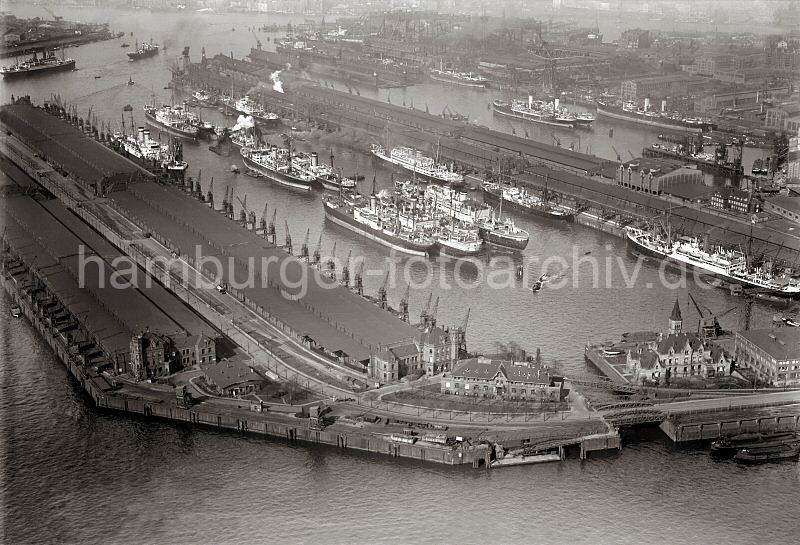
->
242, 154, 313, 192
492, 102, 575, 128
436, 241, 482, 257
478, 227, 529, 250
429, 72, 487, 88
1, 59, 76, 78
144, 112, 198, 140
625, 230, 799, 297
323, 201, 433, 256
127, 50, 159, 61
596, 104, 708, 133
371, 150, 464, 188
482, 187, 574, 221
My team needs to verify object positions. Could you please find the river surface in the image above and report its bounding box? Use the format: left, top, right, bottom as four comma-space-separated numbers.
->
2, 6, 799, 544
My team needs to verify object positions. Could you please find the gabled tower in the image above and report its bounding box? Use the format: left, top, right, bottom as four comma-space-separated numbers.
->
669, 298, 683, 335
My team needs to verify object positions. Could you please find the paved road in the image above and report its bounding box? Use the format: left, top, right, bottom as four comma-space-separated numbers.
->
656, 389, 800, 414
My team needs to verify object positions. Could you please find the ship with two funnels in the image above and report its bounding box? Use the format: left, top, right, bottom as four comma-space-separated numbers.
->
127, 40, 159, 61
240, 145, 315, 192
322, 185, 436, 256
596, 98, 714, 133
625, 224, 800, 296
1, 50, 75, 78
493, 96, 590, 128
370, 144, 464, 187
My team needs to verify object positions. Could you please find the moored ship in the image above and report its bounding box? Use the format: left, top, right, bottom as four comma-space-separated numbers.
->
240, 145, 315, 192
492, 96, 579, 128
1, 50, 76, 79
482, 182, 574, 221
625, 225, 800, 296
143, 104, 199, 140
429, 62, 488, 88
596, 99, 715, 133
435, 220, 483, 257
370, 144, 463, 187
220, 95, 281, 127
710, 432, 799, 458
127, 40, 160, 61
322, 191, 436, 256
424, 184, 529, 250
292, 151, 356, 192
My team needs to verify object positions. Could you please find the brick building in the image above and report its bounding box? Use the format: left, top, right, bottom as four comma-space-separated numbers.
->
368, 325, 459, 384
129, 330, 171, 381
710, 187, 754, 213
620, 74, 706, 101
440, 356, 562, 401
735, 328, 800, 386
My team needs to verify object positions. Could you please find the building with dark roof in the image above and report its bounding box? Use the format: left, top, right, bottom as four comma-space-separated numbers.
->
368, 325, 458, 384
763, 195, 800, 223
711, 187, 755, 214
735, 328, 800, 386
440, 356, 561, 400
201, 358, 267, 397
614, 158, 705, 196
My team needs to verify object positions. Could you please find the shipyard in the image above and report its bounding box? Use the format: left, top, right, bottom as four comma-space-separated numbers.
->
2, 1, 800, 544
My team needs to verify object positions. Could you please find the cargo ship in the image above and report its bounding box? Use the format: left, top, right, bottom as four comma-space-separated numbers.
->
710, 432, 798, 458
322, 191, 436, 256
435, 220, 483, 257
492, 97, 581, 128
482, 182, 574, 221
370, 144, 463, 186
429, 61, 488, 88
596, 100, 714, 133
424, 185, 529, 250
240, 145, 315, 192
292, 151, 356, 192
220, 95, 281, 128
625, 225, 800, 296
127, 40, 160, 61
143, 104, 199, 140
1, 50, 76, 79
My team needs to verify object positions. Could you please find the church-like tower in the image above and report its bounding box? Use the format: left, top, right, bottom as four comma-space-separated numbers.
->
669, 298, 683, 335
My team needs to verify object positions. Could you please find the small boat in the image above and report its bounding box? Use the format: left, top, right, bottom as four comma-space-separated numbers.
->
603, 348, 625, 356
531, 281, 542, 292
11, 305, 22, 318
120, 43, 130, 48
584, 251, 591, 255
230, 165, 240, 174
734, 442, 800, 463
710, 432, 798, 457
539, 273, 551, 283
782, 317, 800, 327
94, 75, 101, 79
127, 76, 135, 86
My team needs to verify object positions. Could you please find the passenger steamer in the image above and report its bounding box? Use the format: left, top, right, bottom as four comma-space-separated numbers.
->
370, 144, 464, 187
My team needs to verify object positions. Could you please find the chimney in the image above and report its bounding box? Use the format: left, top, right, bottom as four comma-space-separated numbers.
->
311, 152, 318, 167
138, 127, 145, 142
528, 95, 533, 109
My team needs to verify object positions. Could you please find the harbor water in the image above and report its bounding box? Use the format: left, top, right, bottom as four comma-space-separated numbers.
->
2, 5, 798, 544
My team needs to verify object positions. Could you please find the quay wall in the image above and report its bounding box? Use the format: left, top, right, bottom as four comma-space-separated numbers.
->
0, 272, 491, 469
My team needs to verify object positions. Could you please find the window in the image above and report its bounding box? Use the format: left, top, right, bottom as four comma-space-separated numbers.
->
455, 382, 460, 389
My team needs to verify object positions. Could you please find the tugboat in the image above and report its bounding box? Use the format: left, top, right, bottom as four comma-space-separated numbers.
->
292, 151, 356, 192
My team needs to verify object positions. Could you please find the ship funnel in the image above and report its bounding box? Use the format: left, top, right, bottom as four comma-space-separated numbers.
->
644, 97, 651, 111
143, 129, 150, 142
528, 95, 533, 109
311, 152, 318, 167
661, 99, 667, 112
138, 127, 145, 142
554, 98, 560, 110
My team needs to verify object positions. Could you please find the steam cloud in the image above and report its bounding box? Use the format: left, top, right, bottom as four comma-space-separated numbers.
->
271, 70, 284, 93
232, 115, 254, 132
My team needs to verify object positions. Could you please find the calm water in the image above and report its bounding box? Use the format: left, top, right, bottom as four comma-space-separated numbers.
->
2, 6, 798, 544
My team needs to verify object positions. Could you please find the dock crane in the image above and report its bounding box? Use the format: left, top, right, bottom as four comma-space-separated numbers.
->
251, 29, 262, 50
299, 229, 310, 261
377, 271, 389, 309
267, 208, 277, 244
236, 195, 249, 227
688, 292, 736, 338
221, 186, 229, 214
227, 189, 235, 219
341, 250, 351, 288
284, 220, 292, 254
400, 284, 410, 322
741, 288, 778, 331
419, 292, 432, 327
258, 202, 268, 235
42, 6, 63, 21
326, 242, 337, 279
312, 233, 322, 267
206, 178, 214, 208
354, 260, 364, 296
611, 144, 621, 162
456, 308, 470, 357
550, 132, 561, 147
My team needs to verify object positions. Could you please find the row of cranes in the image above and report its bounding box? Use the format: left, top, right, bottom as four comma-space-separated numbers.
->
201, 176, 469, 332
